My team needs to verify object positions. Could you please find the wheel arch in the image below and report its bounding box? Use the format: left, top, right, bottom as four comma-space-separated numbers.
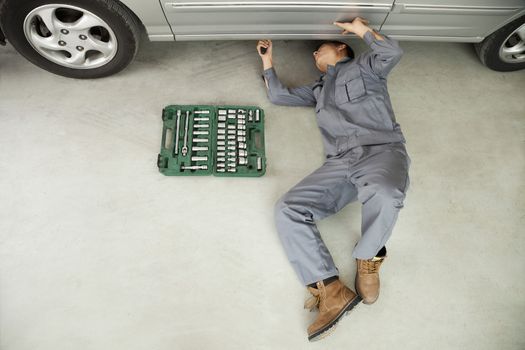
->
480, 8, 525, 40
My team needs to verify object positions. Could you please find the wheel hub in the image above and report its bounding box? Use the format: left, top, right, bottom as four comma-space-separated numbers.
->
498, 23, 525, 63
23, 4, 118, 69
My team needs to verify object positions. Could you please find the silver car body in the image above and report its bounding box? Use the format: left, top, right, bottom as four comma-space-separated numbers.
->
119, 0, 525, 43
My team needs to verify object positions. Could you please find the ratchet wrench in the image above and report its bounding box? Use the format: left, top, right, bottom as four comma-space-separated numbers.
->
181, 110, 190, 156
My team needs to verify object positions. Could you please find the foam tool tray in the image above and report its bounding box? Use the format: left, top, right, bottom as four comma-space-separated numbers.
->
157, 105, 266, 177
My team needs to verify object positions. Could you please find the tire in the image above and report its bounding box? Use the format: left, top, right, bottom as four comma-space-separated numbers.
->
475, 14, 525, 72
0, 0, 142, 78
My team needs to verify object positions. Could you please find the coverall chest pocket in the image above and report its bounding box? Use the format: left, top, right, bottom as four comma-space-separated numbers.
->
335, 67, 366, 105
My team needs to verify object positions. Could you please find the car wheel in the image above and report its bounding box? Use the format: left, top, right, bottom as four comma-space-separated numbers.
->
0, 0, 142, 78
475, 14, 525, 72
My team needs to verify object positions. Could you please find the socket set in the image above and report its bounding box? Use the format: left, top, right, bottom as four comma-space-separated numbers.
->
157, 105, 266, 177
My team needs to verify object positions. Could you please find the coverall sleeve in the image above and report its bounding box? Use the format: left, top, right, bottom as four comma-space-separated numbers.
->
361, 30, 404, 78
262, 67, 316, 107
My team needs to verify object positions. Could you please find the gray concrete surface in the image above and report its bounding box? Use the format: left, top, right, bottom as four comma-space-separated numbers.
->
0, 37, 524, 350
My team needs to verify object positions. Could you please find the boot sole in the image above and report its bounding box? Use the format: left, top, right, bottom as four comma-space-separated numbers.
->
307, 295, 362, 342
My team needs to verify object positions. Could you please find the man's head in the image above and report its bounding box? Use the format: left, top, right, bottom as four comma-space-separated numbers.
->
313, 41, 354, 73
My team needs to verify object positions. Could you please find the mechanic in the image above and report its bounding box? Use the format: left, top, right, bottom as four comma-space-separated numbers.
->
256, 17, 411, 341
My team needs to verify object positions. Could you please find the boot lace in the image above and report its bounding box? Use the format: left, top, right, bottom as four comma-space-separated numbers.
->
360, 258, 383, 274
304, 294, 320, 312
304, 286, 325, 312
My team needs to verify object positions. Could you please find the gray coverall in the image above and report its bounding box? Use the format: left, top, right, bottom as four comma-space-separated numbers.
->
265, 31, 411, 286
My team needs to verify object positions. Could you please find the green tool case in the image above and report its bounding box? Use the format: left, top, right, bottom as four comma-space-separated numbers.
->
157, 105, 266, 177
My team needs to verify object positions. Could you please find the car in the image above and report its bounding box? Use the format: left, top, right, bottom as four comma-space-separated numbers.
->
0, 0, 524, 78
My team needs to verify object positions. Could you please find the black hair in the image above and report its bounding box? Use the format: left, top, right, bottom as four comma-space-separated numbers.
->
314, 41, 354, 60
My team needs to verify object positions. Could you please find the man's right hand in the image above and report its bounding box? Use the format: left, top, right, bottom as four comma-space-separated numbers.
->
257, 40, 273, 71
257, 40, 273, 59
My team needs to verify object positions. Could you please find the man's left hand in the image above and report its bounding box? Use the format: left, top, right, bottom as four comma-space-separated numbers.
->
334, 17, 381, 40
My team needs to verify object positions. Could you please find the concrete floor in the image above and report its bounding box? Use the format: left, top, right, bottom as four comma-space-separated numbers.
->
1, 37, 524, 350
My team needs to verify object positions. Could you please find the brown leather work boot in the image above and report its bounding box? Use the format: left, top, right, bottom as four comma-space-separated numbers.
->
355, 246, 387, 304
304, 279, 361, 342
